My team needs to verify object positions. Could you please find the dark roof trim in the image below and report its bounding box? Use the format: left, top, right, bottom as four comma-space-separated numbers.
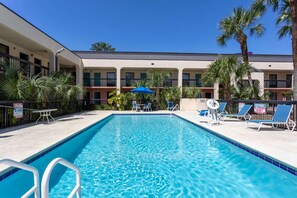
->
73, 51, 293, 62
0, 3, 80, 59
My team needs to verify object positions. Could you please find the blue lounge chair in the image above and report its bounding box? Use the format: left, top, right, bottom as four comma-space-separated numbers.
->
131, 101, 140, 111
218, 102, 228, 114
246, 104, 296, 132
221, 104, 253, 121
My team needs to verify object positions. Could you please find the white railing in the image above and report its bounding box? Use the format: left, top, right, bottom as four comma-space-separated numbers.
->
171, 104, 179, 111
0, 158, 40, 198
41, 158, 81, 198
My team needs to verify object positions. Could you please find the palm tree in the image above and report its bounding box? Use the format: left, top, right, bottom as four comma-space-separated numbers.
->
217, 7, 264, 88
162, 86, 181, 104
202, 56, 251, 100
51, 72, 84, 101
90, 42, 116, 52
0, 68, 84, 102
182, 87, 201, 98
147, 69, 171, 110
252, 0, 297, 99
276, 0, 292, 38
0, 67, 25, 100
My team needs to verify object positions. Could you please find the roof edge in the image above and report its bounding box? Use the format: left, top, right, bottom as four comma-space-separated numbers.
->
0, 3, 81, 59
72, 50, 292, 57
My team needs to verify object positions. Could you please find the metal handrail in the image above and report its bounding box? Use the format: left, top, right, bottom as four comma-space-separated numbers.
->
171, 104, 179, 111
41, 158, 81, 198
0, 158, 40, 198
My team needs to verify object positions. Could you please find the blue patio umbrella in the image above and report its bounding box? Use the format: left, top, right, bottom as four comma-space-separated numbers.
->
130, 86, 153, 94
131, 86, 153, 103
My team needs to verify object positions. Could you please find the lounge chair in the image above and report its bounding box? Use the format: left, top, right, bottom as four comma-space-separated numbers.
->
131, 101, 140, 111
143, 103, 152, 111
218, 102, 228, 114
246, 104, 296, 132
221, 104, 252, 121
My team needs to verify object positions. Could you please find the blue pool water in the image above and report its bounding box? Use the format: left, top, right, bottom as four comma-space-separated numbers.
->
0, 115, 297, 197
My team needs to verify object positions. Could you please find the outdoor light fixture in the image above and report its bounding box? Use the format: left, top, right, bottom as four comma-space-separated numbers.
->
56, 48, 65, 54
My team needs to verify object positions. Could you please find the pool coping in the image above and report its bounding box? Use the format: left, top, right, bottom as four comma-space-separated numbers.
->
1, 112, 297, 182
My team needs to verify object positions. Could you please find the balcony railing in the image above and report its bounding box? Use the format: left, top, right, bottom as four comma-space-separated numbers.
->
240, 80, 259, 87
264, 80, 292, 88
182, 79, 213, 87
0, 52, 49, 77
120, 78, 179, 87
84, 78, 214, 88
83, 78, 116, 87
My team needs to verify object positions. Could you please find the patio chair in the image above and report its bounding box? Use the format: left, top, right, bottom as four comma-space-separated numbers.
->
131, 101, 140, 111
246, 104, 296, 132
167, 101, 174, 111
143, 103, 152, 111
221, 104, 253, 121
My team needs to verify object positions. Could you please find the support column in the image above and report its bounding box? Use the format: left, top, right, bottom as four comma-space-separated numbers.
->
76, 63, 84, 99
252, 72, 264, 97
116, 67, 121, 94
49, 51, 55, 74
178, 68, 183, 97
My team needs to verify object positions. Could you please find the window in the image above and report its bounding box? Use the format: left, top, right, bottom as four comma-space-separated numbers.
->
94, 73, 101, 86
0, 43, 9, 70
34, 58, 42, 76
83, 72, 91, 86
126, 72, 134, 86
140, 73, 147, 80
164, 72, 172, 87
269, 74, 277, 88
205, 92, 212, 98
182, 73, 190, 86
195, 74, 202, 87
107, 72, 116, 86
20, 52, 29, 76
84, 92, 90, 105
286, 74, 292, 88
0, 43, 9, 55
94, 92, 101, 105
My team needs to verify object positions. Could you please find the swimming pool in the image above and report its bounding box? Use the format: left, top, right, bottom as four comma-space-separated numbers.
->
0, 114, 297, 197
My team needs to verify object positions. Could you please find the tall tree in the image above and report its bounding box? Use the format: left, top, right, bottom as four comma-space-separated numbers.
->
202, 56, 250, 100
276, 0, 292, 38
217, 7, 264, 88
252, 0, 297, 99
147, 69, 171, 110
90, 42, 116, 52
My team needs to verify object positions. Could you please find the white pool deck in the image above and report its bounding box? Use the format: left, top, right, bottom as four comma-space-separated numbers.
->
1, 110, 297, 175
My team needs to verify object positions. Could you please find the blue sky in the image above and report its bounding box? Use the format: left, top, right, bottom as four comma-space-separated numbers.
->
0, 0, 292, 54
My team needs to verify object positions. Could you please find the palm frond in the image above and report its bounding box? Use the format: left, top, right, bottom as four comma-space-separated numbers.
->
249, 24, 265, 37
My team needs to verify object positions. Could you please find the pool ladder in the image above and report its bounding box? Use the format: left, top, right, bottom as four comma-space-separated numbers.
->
0, 157, 81, 198
171, 104, 179, 111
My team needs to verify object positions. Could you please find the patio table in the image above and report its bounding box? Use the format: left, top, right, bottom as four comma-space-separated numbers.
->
32, 109, 57, 124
